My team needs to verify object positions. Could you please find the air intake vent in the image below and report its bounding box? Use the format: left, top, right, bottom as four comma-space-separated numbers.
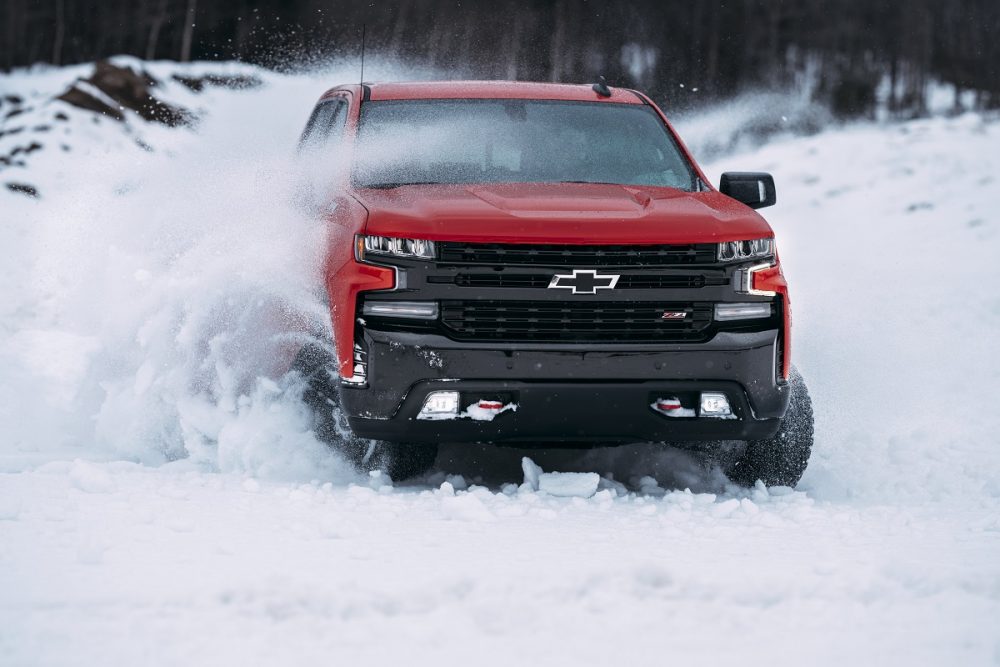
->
440, 300, 713, 342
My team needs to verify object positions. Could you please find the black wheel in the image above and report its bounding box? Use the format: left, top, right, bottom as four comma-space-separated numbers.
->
727, 367, 814, 488
296, 346, 438, 481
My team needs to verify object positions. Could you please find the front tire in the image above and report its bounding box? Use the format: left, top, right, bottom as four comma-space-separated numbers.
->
296, 347, 438, 481
727, 367, 814, 488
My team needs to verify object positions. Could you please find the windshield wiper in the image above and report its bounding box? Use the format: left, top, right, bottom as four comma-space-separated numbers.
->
552, 180, 620, 185
360, 181, 446, 189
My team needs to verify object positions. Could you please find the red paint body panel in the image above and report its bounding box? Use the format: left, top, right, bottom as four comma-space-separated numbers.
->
353, 183, 773, 245
751, 261, 792, 380
322, 195, 395, 377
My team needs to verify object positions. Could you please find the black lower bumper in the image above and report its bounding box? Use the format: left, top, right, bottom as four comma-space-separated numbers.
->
340, 328, 789, 446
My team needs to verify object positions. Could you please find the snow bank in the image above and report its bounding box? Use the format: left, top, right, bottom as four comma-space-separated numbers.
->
521, 456, 600, 498
2, 464, 997, 666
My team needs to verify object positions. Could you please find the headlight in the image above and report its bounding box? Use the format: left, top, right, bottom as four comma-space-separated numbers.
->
718, 238, 773, 262
358, 235, 436, 261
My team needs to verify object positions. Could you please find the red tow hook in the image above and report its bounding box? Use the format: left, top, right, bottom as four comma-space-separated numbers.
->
654, 398, 682, 412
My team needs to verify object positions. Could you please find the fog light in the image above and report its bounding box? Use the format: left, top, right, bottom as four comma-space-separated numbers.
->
700, 392, 733, 418
362, 301, 439, 319
714, 302, 772, 321
417, 391, 460, 420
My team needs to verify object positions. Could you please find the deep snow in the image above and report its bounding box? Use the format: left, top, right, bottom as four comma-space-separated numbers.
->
1, 59, 999, 665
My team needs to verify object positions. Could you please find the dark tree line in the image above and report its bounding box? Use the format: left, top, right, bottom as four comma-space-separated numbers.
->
3, 0, 998, 116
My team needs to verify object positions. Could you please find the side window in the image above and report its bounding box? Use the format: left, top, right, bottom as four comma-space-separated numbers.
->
325, 99, 348, 142
298, 98, 349, 151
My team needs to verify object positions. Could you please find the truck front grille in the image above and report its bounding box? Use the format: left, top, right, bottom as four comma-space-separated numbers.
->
436, 242, 717, 267
440, 300, 713, 342
359, 242, 780, 344
431, 272, 728, 289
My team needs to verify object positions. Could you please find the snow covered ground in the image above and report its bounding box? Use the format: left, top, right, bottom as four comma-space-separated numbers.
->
2, 60, 999, 665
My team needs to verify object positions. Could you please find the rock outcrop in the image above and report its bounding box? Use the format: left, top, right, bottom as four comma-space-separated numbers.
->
56, 60, 194, 126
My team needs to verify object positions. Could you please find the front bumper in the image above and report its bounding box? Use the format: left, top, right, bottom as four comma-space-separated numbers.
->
340, 328, 789, 445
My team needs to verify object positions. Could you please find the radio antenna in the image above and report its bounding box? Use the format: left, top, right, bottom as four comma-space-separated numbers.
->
359, 24, 366, 85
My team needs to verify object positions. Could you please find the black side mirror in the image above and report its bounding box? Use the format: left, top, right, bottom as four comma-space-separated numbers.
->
719, 172, 776, 209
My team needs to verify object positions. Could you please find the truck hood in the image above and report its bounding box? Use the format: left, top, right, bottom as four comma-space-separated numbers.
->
352, 182, 773, 244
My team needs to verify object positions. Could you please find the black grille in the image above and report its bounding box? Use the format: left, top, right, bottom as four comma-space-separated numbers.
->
429, 272, 728, 289
619, 274, 727, 289
440, 300, 713, 342
437, 242, 718, 267
443, 274, 551, 288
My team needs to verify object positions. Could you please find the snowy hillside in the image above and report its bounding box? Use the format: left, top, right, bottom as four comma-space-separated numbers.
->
1, 60, 999, 665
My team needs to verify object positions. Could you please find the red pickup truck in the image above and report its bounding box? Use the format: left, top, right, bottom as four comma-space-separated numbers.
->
294, 80, 813, 487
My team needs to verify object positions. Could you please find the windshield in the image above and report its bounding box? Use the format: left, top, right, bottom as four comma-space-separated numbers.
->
352, 99, 697, 190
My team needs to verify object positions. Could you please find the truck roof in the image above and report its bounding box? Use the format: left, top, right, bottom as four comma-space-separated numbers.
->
363, 80, 643, 104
